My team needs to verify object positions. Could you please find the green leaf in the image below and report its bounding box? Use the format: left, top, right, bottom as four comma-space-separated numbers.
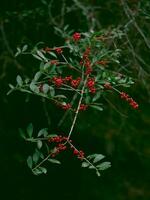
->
93, 154, 105, 163
27, 156, 33, 169
22, 45, 28, 52
32, 54, 43, 61
54, 95, 67, 99
37, 50, 48, 62
44, 62, 51, 70
33, 149, 40, 163
81, 162, 90, 168
37, 140, 43, 149
43, 84, 49, 94
38, 167, 47, 174
26, 123, 33, 138
90, 105, 103, 112
48, 52, 57, 58
49, 86, 55, 97
30, 82, 39, 93
34, 71, 42, 81
32, 167, 47, 175
38, 128, 48, 137
92, 91, 101, 102
19, 128, 26, 139
96, 170, 101, 177
48, 158, 61, 165
96, 162, 111, 171
9, 84, 15, 89
16, 75, 23, 86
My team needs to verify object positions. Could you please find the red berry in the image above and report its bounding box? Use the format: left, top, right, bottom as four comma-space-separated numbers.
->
73, 32, 81, 41
55, 48, 63, 54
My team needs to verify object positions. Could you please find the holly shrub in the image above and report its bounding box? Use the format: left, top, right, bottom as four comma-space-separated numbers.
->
8, 28, 138, 177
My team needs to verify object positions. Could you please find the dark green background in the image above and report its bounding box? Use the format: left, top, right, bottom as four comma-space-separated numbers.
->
0, 0, 150, 199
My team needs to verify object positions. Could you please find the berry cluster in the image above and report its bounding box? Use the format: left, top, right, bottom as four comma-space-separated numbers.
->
53, 77, 63, 87
80, 47, 93, 75
72, 148, 85, 160
87, 78, 96, 93
48, 136, 85, 160
120, 92, 139, 109
79, 104, 88, 111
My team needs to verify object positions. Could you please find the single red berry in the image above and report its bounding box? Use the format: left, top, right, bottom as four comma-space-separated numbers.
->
55, 48, 63, 54
104, 83, 112, 90
73, 32, 81, 41
62, 103, 72, 110
50, 60, 59, 65
53, 77, 63, 87
89, 87, 96, 93
87, 78, 95, 88
73, 149, 79, 155
79, 104, 88, 111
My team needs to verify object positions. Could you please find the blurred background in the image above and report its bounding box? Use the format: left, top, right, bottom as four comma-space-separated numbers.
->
0, 0, 150, 199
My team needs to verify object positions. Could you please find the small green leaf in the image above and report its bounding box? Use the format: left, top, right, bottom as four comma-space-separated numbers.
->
9, 84, 15, 89
48, 52, 57, 58
81, 162, 90, 168
32, 54, 43, 61
93, 154, 105, 163
96, 170, 101, 177
96, 162, 111, 171
30, 82, 39, 93
19, 128, 26, 139
44, 62, 51, 70
49, 86, 55, 97
27, 123, 33, 138
16, 75, 23, 86
38, 128, 48, 137
22, 45, 28, 52
33, 150, 40, 163
37, 140, 43, 149
54, 95, 67, 99
34, 71, 42, 81
32, 167, 47, 175
48, 158, 61, 165
92, 91, 101, 102
43, 84, 49, 94
90, 105, 103, 112
27, 156, 33, 169
37, 50, 48, 62
39, 167, 47, 174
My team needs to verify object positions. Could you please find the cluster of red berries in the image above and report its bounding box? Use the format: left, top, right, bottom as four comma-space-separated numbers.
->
48, 136, 68, 157
80, 47, 93, 75
52, 76, 81, 88
48, 135, 85, 160
79, 104, 88, 111
87, 78, 96, 93
73, 32, 81, 41
72, 147, 85, 160
53, 77, 63, 87
120, 92, 139, 109
48, 135, 68, 143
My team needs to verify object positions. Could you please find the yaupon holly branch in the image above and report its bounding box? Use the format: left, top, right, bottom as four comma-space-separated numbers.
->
8, 30, 138, 176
